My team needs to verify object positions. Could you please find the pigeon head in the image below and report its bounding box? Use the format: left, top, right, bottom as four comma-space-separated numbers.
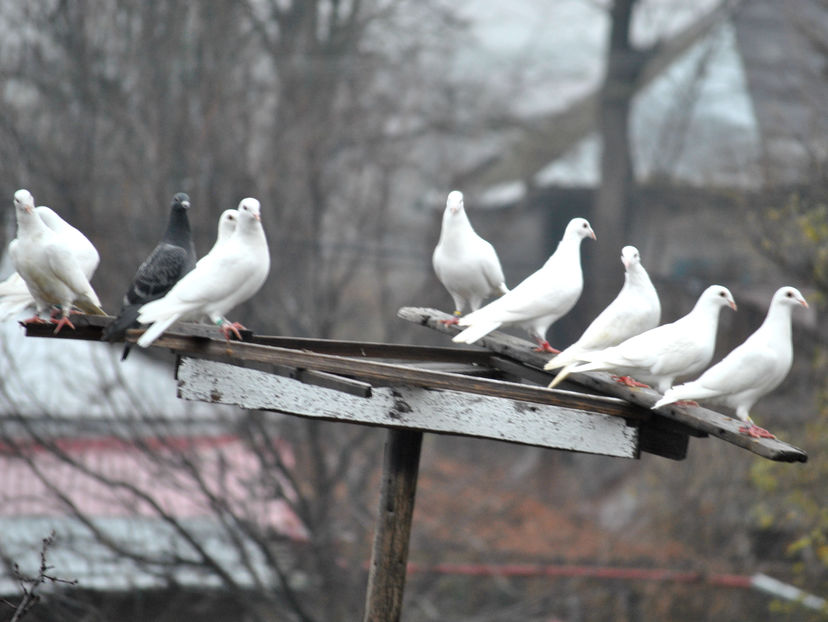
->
238, 197, 261, 222
564, 217, 596, 241
774, 286, 808, 309
13, 189, 35, 214
446, 190, 464, 215
621, 245, 640, 270
699, 285, 737, 311
171, 192, 191, 210
217, 209, 238, 241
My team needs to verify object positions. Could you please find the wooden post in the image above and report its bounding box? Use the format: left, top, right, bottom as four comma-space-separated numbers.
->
363, 428, 423, 622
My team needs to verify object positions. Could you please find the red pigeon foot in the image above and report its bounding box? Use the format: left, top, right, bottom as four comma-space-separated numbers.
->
53, 316, 76, 334
611, 375, 650, 388
739, 424, 775, 439
220, 321, 246, 341
440, 317, 460, 325
533, 341, 559, 353
22, 315, 48, 325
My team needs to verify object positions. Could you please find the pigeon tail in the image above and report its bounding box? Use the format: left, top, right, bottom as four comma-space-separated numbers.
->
653, 383, 719, 410
452, 320, 502, 345
0, 273, 34, 320
137, 314, 180, 348
75, 296, 106, 316
101, 304, 141, 342
547, 362, 578, 389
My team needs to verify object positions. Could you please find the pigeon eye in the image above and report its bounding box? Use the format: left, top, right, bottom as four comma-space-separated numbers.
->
786, 291, 793, 298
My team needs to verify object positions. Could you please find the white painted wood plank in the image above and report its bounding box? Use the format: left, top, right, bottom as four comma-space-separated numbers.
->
177, 358, 639, 459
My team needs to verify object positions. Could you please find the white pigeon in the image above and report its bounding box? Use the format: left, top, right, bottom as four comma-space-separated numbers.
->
136, 197, 270, 348
544, 245, 660, 385
0, 204, 100, 320
9, 189, 105, 333
452, 217, 596, 351
432, 190, 508, 322
200, 208, 237, 261
551, 285, 736, 391
653, 286, 808, 439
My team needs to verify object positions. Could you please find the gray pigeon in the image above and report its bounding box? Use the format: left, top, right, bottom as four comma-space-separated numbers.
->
102, 192, 196, 358
137, 197, 270, 348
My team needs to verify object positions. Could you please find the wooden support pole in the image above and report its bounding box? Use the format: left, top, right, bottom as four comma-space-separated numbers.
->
363, 428, 423, 622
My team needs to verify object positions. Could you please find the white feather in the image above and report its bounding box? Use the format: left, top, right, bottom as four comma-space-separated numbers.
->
432, 191, 508, 315
1, 202, 100, 320
554, 285, 736, 392
653, 286, 807, 423
544, 245, 660, 385
137, 198, 270, 347
9, 189, 104, 319
452, 217, 595, 349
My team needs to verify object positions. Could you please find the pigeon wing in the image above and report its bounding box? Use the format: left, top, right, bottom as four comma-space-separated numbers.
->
126, 243, 191, 305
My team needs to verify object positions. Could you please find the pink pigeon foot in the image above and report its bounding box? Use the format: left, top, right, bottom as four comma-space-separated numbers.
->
440, 317, 460, 326
674, 400, 699, 407
611, 375, 650, 389
220, 321, 246, 341
22, 315, 48, 325
533, 341, 559, 354
53, 316, 76, 334
739, 423, 775, 439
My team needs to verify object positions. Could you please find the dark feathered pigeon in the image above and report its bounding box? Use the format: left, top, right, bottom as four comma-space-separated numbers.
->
102, 192, 196, 359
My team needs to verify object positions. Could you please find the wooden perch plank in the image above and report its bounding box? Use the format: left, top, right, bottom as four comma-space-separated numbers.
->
397, 307, 808, 463
250, 335, 492, 364
177, 357, 640, 458
139, 331, 650, 421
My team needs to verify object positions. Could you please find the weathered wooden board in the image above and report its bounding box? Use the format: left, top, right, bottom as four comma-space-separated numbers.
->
397, 307, 808, 463
363, 429, 423, 622
177, 358, 640, 458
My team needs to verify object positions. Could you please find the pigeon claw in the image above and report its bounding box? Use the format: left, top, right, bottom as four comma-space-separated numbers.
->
22, 315, 48, 325
533, 341, 559, 354
739, 424, 776, 439
611, 375, 650, 389
220, 321, 246, 341
53, 316, 76, 334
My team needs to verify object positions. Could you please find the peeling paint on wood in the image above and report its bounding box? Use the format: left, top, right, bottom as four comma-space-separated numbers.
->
177, 358, 640, 459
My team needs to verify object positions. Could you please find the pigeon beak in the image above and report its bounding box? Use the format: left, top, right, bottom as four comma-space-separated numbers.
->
589, 229, 597, 240
729, 300, 737, 311
621, 256, 630, 269
182, 201, 191, 209
800, 298, 809, 309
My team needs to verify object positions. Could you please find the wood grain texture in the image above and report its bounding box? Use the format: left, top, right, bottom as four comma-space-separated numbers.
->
363, 429, 423, 622
177, 358, 640, 458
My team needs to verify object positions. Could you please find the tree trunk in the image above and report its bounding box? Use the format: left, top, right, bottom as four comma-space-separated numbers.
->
589, 0, 643, 313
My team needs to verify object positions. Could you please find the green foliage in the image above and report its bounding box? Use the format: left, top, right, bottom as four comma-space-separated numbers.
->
749, 186, 828, 619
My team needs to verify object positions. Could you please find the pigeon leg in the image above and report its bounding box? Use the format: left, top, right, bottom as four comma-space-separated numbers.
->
533, 340, 559, 354
219, 320, 245, 341
674, 400, 699, 407
53, 315, 77, 334
22, 314, 48, 325
611, 375, 650, 389
738, 423, 775, 439
440, 311, 461, 326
